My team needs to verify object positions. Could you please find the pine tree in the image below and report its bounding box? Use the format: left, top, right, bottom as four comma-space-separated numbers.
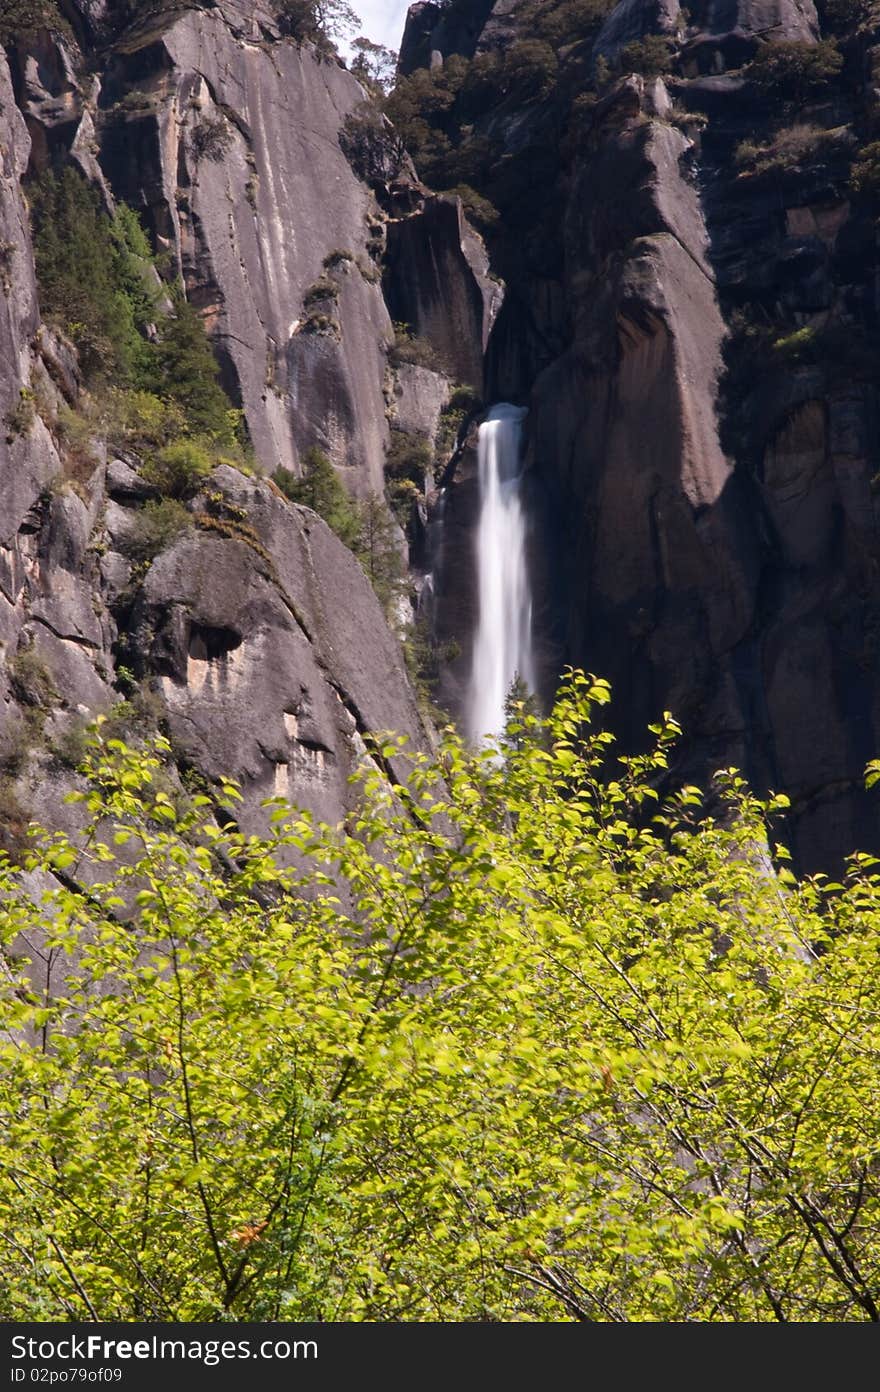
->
151, 285, 237, 444
352, 492, 406, 612
275, 447, 360, 547
29, 168, 147, 382
502, 672, 542, 751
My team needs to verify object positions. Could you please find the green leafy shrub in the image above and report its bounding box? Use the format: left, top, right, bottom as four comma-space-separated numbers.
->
275, 454, 403, 609
9, 647, 56, 709
504, 40, 559, 98
55, 401, 103, 477
350, 491, 407, 612
0, 779, 30, 862
388, 322, 447, 372
98, 389, 187, 451
303, 276, 339, 307
519, 0, 616, 44
143, 439, 214, 498
771, 325, 818, 360
4, 387, 35, 440
617, 34, 674, 76
350, 36, 398, 97
387, 475, 421, 525
50, 719, 92, 771
436, 385, 481, 463
402, 611, 457, 723
275, 0, 358, 48
29, 169, 152, 383
665, 104, 708, 132
92, 689, 167, 746
386, 429, 433, 486
0, 0, 67, 41
124, 497, 191, 563
5, 678, 880, 1319
735, 123, 848, 176
340, 102, 409, 184
850, 140, 880, 196
0, 708, 43, 779
29, 169, 240, 455
441, 183, 500, 231
190, 115, 233, 163
447, 384, 481, 413
323, 249, 354, 269
0, 238, 14, 294
747, 39, 843, 102
149, 286, 241, 446
299, 309, 340, 337
818, 0, 871, 30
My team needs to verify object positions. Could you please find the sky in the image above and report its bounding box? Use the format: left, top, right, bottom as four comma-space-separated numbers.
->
351, 0, 412, 51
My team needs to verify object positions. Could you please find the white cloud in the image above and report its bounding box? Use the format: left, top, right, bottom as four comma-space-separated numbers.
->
350, 0, 412, 51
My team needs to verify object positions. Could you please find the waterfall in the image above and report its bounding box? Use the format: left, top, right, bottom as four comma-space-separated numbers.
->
466, 403, 536, 742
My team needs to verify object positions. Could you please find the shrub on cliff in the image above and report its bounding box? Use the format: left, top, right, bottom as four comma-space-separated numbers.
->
817, 0, 871, 33
388, 322, 447, 372
99, 389, 188, 451
275, 452, 405, 613
340, 103, 410, 185
850, 140, 880, 196
276, 0, 358, 49
504, 39, 559, 98
440, 182, 500, 231
386, 429, 433, 486
143, 439, 214, 499
519, 0, 617, 44
735, 123, 849, 176
0, 0, 67, 42
617, 34, 674, 77
124, 497, 192, 563
350, 36, 397, 97
30, 168, 241, 450
275, 446, 360, 547
747, 39, 843, 103
386, 430, 432, 522
3, 676, 880, 1319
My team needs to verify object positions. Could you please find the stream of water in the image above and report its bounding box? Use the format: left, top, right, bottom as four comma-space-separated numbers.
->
466, 403, 536, 743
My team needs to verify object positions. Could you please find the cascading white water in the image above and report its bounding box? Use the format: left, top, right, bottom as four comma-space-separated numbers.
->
467, 403, 536, 742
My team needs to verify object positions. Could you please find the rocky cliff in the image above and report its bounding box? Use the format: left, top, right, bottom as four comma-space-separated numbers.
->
7, 0, 880, 876
0, 0, 498, 857
402, 0, 880, 871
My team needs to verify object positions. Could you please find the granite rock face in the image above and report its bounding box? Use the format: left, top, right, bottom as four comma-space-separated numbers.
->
12, 1, 491, 489
384, 196, 503, 390
0, 48, 115, 806
93, 4, 393, 486
128, 466, 426, 833
0, 7, 458, 852
7, 0, 880, 875
410, 0, 880, 871
398, 0, 497, 75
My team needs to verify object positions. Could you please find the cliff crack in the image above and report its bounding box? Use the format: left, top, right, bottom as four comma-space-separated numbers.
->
30, 614, 102, 651
661, 228, 714, 287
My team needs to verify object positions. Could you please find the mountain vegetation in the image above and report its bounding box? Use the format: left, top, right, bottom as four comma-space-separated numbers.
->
4, 0, 880, 1329
2, 675, 879, 1320
30, 167, 241, 452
